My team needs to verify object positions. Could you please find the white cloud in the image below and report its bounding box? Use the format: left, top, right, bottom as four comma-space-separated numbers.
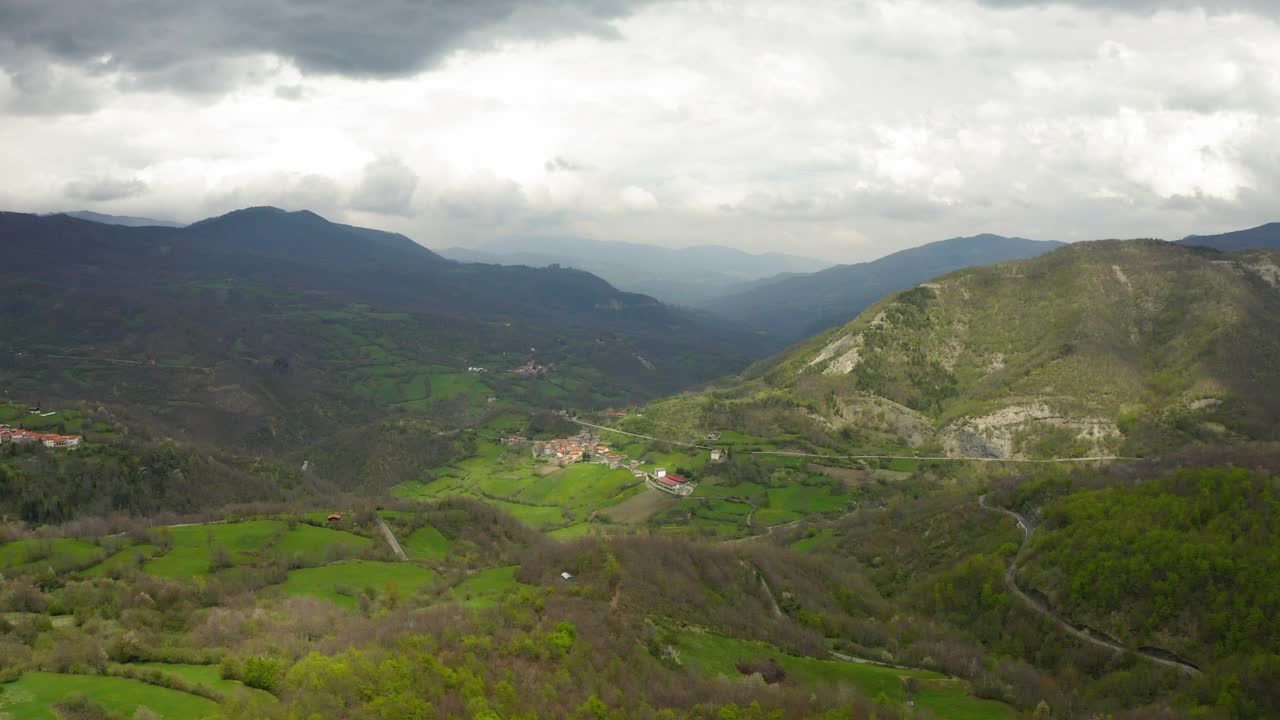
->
619, 186, 658, 211
1, 0, 1279, 260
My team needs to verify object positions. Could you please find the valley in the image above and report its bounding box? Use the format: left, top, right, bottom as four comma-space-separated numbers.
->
4, 216, 1280, 719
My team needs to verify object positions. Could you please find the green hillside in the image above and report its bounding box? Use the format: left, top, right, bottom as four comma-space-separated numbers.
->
643, 240, 1280, 459
0, 209, 756, 453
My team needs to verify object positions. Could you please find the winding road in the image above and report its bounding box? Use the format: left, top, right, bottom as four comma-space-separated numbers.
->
977, 496, 1201, 676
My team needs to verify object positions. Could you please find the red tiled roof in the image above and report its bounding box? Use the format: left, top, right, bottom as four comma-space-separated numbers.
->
666, 474, 688, 484
657, 476, 679, 487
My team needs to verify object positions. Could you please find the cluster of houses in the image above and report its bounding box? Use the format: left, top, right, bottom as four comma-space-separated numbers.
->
498, 429, 723, 497
0, 425, 82, 449
511, 361, 550, 378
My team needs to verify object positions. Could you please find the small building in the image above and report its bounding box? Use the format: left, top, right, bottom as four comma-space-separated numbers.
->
666, 474, 689, 485
327, 513, 343, 522
560, 571, 574, 582
632, 469, 647, 478
653, 467, 667, 478
710, 449, 726, 462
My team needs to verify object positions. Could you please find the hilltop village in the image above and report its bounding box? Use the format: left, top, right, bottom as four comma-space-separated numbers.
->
501, 429, 723, 496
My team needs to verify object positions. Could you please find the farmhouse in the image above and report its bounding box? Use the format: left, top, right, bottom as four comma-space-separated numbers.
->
653, 473, 695, 496
710, 448, 726, 462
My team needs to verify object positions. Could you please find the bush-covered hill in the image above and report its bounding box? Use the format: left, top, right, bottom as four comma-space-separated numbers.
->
1017, 466, 1280, 665
640, 240, 1280, 459
0, 209, 757, 451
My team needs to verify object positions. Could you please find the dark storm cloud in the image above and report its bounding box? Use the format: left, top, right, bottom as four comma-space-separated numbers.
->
975, 0, 1280, 17
0, 0, 652, 93
65, 176, 148, 202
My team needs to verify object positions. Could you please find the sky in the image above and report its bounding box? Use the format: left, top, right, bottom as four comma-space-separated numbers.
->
1, 0, 1278, 263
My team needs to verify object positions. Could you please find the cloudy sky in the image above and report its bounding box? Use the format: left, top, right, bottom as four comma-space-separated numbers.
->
1, 0, 1278, 262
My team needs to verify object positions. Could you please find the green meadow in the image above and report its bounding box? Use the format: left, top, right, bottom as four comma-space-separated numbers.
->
0, 671, 219, 720
128, 662, 276, 703
675, 632, 1017, 720
0, 538, 102, 571
278, 560, 438, 608
401, 524, 452, 560
443, 565, 523, 608
268, 524, 371, 565
143, 520, 283, 578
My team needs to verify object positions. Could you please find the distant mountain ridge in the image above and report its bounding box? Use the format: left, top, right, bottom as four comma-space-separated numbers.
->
1179, 222, 1280, 251
702, 234, 1065, 347
57, 210, 185, 227
0, 208, 757, 450
441, 236, 828, 307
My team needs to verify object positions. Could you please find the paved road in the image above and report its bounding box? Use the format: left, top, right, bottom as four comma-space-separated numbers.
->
571, 419, 714, 450
572, 419, 1138, 465
375, 516, 408, 561
752, 450, 1140, 464
978, 496, 1201, 676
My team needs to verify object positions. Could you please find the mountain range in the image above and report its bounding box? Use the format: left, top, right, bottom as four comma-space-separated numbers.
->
0, 208, 757, 450
701, 234, 1066, 347
440, 236, 828, 307
643, 239, 1280, 459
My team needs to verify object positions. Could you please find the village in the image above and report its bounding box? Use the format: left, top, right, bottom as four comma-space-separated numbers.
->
500, 429, 726, 497
0, 425, 82, 448
0, 404, 84, 449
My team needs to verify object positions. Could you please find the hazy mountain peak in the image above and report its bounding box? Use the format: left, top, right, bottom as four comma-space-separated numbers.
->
704, 233, 1064, 347
56, 209, 184, 228
440, 235, 827, 307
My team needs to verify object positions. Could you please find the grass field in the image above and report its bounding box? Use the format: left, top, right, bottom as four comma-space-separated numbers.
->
444, 566, 522, 608
278, 560, 438, 608
675, 632, 1017, 720
767, 484, 850, 513
0, 538, 102, 571
143, 521, 283, 579
128, 663, 275, 703
268, 524, 371, 565
790, 529, 838, 553
0, 671, 219, 719
80, 544, 158, 577
401, 525, 452, 560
